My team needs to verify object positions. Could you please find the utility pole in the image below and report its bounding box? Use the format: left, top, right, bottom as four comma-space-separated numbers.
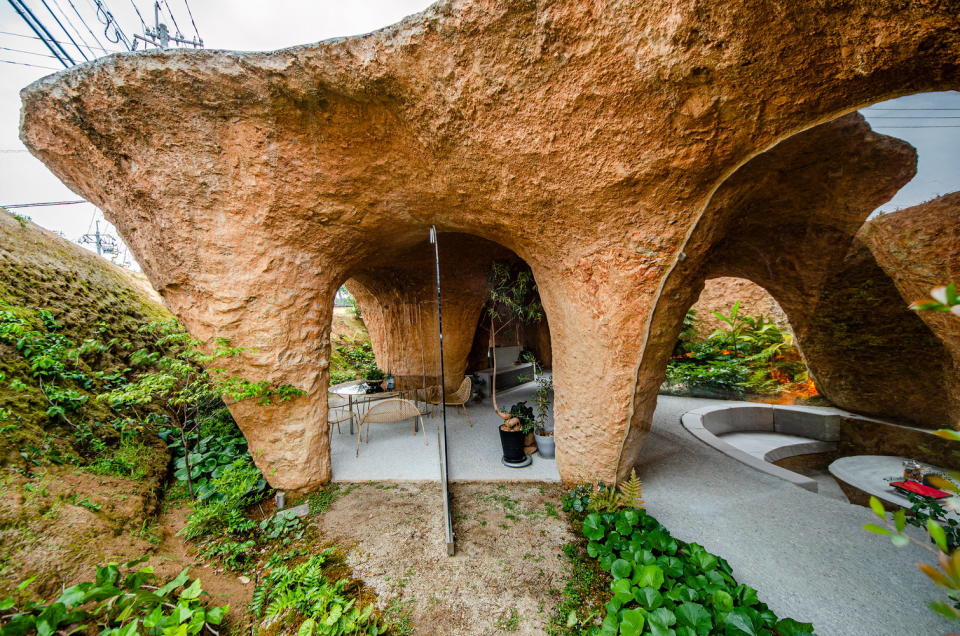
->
79, 220, 118, 257
133, 1, 202, 49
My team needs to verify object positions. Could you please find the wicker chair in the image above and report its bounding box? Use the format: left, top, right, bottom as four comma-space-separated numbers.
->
355, 398, 424, 456
423, 376, 473, 426
327, 401, 354, 434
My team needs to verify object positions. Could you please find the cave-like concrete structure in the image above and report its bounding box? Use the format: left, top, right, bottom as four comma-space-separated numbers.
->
19, 0, 959, 489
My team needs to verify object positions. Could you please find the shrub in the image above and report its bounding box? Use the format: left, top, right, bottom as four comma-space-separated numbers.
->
576, 508, 814, 635
0, 559, 227, 635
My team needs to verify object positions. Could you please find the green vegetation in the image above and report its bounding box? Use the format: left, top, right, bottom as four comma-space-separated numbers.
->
0, 559, 227, 635
663, 303, 817, 400
863, 283, 960, 623
252, 549, 386, 635
556, 478, 814, 635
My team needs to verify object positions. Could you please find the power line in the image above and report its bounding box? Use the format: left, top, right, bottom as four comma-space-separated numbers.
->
0, 29, 121, 53
128, 0, 147, 30
66, 0, 110, 53
868, 116, 960, 119
181, 0, 199, 41
1, 199, 87, 208
39, 0, 90, 61
160, 0, 183, 37
0, 44, 59, 58
0, 57, 60, 70
50, 0, 97, 59
873, 126, 960, 129
868, 108, 960, 111
6, 0, 75, 66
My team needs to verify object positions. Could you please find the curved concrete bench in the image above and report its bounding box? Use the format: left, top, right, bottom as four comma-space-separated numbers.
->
681, 404, 844, 492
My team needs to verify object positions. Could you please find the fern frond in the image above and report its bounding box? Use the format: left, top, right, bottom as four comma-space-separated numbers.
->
617, 469, 645, 510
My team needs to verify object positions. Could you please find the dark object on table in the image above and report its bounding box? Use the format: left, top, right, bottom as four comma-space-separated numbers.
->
891, 480, 951, 499
365, 381, 384, 394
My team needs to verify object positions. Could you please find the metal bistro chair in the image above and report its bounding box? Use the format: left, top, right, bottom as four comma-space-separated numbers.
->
355, 398, 424, 457
422, 376, 473, 426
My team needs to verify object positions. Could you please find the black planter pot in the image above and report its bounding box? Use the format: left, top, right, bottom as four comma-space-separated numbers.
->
499, 429, 527, 463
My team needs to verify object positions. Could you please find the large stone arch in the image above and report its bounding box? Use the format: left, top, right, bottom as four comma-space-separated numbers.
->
19, 0, 960, 488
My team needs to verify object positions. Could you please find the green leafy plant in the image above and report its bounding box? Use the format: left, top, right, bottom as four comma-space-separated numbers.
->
910, 283, 960, 315
99, 320, 304, 496
0, 559, 227, 635
562, 481, 813, 635
251, 549, 385, 635
486, 262, 544, 421
867, 284, 960, 622
507, 401, 536, 435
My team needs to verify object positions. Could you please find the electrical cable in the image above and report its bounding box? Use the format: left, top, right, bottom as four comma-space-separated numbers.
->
64, 0, 111, 54
128, 0, 147, 30
50, 0, 97, 58
1, 199, 87, 208
39, 0, 90, 61
160, 0, 182, 37
0, 44, 59, 58
0, 57, 60, 70
0, 29, 120, 53
6, 0, 75, 66
181, 0, 199, 41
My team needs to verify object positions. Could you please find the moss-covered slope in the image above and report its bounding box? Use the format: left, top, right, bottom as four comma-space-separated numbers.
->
0, 209, 172, 463
0, 209, 176, 594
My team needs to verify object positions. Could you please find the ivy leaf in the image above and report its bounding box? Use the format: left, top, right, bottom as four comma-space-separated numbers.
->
723, 609, 757, 636
774, 617, 816, 635
676, 602, 712, 634
648, 607, 676, 628
583, 514, 606, 541
619, 608, 645, 636
634, 564, 665, 590
611, 559, 632, 580
179, 578, 203, 600
634, 586, 662, 609
711, 589, 734, 613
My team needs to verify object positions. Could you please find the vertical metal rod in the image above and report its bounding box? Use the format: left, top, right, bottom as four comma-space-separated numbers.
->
430, 226, 454, 556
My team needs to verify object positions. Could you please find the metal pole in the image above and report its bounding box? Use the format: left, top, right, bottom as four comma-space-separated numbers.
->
430, 226, 454, 556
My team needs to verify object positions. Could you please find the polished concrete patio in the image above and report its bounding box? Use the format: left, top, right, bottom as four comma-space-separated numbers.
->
330, 381, 560, 482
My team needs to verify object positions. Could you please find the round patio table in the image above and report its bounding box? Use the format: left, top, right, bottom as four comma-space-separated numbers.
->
328, 380, 402, 435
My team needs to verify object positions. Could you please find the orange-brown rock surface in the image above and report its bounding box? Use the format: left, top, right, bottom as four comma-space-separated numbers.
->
18, 0, 960, 488
691, 278, 790, 339
861, 193, 960, 428
347, 234, 513, 391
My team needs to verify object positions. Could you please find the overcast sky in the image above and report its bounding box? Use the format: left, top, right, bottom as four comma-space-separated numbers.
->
0, 1, 957, 269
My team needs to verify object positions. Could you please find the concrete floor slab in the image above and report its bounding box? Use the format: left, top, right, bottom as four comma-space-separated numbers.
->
331, 382, 560, 482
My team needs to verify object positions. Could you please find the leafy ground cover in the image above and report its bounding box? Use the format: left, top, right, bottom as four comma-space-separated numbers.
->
556, 481, 816, 636
662, 304, 819, 402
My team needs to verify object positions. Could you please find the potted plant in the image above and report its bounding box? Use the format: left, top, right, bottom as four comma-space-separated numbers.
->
500, 401, 534, 465
532, 373, 554, 459
485, 262, 543, 436
364, 367, 385, 393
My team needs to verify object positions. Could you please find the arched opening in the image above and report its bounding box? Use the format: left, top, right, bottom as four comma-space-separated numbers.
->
321, 232, 558, 482
628, 91, 959, 510
661, 276, 817, 404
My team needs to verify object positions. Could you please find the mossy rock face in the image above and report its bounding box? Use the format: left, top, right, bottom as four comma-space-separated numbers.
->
0, 210, 174, 469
